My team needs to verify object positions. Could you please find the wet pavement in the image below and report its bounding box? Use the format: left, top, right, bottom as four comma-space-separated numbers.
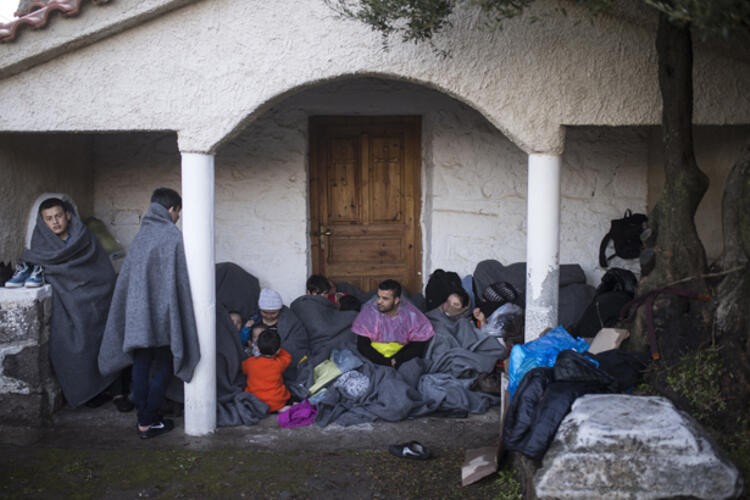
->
3, 401, 501, 452
0, 403, 509, 499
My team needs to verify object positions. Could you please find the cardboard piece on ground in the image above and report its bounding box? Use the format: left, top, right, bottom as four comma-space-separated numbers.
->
461, 373, 510, 487
588, 328, 630, 354
461, 447, 498, 486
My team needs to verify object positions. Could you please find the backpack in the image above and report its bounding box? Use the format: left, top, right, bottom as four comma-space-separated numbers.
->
599, 209, 648, 268
595, 268, 638, 297
571, 268, 638, 339
425, 269, 463, 311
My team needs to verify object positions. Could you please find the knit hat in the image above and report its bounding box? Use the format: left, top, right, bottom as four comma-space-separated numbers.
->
258, 288, 283, 310
483, 281, 518, 305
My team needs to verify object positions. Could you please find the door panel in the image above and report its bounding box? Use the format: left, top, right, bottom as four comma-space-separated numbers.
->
309, 116, 422, 295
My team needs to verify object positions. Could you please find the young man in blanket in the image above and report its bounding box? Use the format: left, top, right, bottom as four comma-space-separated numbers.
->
98, 188, 200, 439
18, 197, 133, 411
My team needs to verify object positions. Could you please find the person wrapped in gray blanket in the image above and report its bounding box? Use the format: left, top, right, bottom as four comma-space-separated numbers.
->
21, 197, 120, 409
424, 289, 508, 401
212, 265, 310, 426
99, 188, 201, 439
290, 275, 359, 365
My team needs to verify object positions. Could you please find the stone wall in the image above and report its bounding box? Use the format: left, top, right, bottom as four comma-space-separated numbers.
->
0, 286, 62, 429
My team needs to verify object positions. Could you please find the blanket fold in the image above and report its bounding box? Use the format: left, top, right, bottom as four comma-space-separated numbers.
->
99, 203, 200, 385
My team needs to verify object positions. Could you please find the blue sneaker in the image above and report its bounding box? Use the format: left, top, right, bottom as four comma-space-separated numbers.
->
24, 265, 44, 288
5, 262, 31, 288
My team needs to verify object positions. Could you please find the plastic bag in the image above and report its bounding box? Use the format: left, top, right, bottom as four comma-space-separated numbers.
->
507, 326, 589, 399
482, 303, 524, 339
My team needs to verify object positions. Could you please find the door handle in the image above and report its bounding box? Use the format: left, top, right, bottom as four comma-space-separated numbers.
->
320, 226, 332, 236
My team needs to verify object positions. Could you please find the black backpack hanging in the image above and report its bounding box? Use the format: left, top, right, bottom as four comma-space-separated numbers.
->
599, 209, 648, 268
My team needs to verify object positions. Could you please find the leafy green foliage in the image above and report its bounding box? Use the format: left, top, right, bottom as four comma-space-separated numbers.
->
327, 0, 750, 48
494, 468, 523, 500
326, 0, 457, 43
643, 0, 750, 40
665, 344, 727, 422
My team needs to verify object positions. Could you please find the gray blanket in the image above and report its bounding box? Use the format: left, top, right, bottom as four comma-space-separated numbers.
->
315, 358, 435, 426
213, 263, 311, 425
276, 306, 312, 382
98, 203, 200, 384
289, 294, 358, 366
214, 262, 267, 426
302, 300, 501, 426
424, 308, 506, 376
22, 203, 117, 407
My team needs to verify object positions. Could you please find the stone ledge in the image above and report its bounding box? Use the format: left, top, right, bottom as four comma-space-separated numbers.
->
0, 285, 52, 304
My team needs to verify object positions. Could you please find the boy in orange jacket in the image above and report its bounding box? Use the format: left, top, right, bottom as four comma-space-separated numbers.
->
241, 327, 292, 413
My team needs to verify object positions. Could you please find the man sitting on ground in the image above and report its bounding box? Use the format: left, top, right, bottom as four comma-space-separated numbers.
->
351, 279, 435, 369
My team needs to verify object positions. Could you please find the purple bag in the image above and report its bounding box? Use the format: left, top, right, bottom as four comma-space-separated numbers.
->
276, 399, 317, 428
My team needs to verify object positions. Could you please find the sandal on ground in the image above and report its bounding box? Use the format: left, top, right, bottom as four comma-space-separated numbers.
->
139, 419, 174, 440
113, 395, 135, 413
388, 441, 432, 460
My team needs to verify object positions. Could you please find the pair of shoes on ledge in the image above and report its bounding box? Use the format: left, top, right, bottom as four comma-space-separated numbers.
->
4, 262, 44, 288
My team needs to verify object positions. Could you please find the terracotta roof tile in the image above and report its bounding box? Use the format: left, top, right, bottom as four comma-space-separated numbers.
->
0, 0, 109, 43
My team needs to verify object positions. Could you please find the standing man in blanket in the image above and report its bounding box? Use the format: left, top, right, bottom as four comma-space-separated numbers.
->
99, 187, 200, 439
352, 279, 435, 369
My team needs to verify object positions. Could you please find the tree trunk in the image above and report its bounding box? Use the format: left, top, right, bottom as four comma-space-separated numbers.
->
713, 144, 750, 424
631, 13, 711, 369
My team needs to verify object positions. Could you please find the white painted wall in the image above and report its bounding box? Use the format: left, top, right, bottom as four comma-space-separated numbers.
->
91, 78, 650, 303
1, 0, 749, 157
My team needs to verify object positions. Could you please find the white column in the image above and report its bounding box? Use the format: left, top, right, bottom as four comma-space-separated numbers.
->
181, 152, 217, 435
524, 153, 561, 342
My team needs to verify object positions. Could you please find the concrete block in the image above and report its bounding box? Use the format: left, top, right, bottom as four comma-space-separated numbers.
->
0, 286, 52, 343
535, 394, 743, 499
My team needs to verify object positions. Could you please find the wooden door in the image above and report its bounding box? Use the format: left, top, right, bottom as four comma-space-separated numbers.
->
309, 116, 422, 295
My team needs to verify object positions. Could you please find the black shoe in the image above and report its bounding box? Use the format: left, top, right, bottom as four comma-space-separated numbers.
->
85, 392, 113, 408
113, 395, 135, 413
139, 419, 175, 439
388, 441, 432, 460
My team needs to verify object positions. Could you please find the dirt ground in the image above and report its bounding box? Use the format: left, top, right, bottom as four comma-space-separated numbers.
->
0, 403, 519, 499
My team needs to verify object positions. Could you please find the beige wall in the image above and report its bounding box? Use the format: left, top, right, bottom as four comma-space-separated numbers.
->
0, 133, 93, 262
1, 0, 748, 156
91, 79, 653, 302
647, 126, 750, 262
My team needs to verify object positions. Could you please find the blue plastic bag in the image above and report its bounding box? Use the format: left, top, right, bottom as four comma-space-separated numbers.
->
507, 326, 589, 399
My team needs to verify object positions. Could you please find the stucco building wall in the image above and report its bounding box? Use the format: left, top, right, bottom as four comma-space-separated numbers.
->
1, 2, 746, 300
91, 79, 649, 301
1, 0, 748, 156
0, 134, 93, 261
